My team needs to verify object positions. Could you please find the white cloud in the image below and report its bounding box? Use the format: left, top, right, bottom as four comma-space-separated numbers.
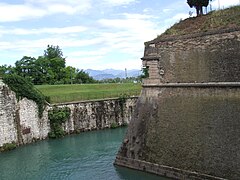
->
0, 26, 88, 36
0, 36, 105, 52
66, 56, 106, 70
163, 8, 172, 13
0, 3, 46, 22
0, 1, 166, 70
98, 13, 160, 41
211, 0, 240, 9
100, 59, 141, 70
0, 0, 92, 22
102, 0, 138, 6
122, 13, 155, 20
68, 48, 110, 58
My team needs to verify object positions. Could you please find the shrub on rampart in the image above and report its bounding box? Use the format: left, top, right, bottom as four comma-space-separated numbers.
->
48, 106, 70, 138
2, 74, 49, 118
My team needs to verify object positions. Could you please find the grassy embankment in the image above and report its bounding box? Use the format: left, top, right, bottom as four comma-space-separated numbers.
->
36, 83, 142, 103
160, 5, 240, 38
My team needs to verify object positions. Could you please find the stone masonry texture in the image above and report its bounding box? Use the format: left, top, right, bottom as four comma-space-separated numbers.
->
115, 29, 240, 179
0, 78, 138, 149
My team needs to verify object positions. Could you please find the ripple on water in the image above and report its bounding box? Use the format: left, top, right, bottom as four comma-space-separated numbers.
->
0, 128, 168, 180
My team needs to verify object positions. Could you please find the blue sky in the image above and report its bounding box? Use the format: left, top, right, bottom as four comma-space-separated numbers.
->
0, 0, 239, 70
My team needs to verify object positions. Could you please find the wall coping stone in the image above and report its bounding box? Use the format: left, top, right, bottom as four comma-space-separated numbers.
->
145, 27, 240, 46
142, 82, 240, 88
53, 96, 139, 106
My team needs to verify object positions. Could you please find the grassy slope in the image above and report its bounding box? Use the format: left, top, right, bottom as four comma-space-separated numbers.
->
160, 5, 240, 38
36, 83, 141, 103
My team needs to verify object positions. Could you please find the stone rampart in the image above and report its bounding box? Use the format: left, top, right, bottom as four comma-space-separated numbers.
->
115, 29, 240, 179
142, 29, 240, 84
56, 97, 137, 134
0, 80, 50, 147
0, 80, 18, 147
0, 79, 138, 149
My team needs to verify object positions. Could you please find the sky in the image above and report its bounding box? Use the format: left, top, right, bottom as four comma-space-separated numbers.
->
0, 0, 239, 70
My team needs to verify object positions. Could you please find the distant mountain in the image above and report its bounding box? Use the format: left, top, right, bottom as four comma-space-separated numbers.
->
93, 74, 115, 80
85, 69, 141, 80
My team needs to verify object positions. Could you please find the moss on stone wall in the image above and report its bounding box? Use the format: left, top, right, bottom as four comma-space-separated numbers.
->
2, 74, 48, 118
0, 142, 17, 152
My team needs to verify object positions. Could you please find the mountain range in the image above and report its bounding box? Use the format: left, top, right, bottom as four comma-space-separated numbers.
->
85, 69, 141, 80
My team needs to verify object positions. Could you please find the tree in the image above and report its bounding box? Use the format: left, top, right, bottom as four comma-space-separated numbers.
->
44, 45, 63, 59
42, 45, 66, 84
63, 66, 77, 84
187, 0, 209, 16
15, 56, 37, 81
0, 65, 15, 76
74, 70, 96, 84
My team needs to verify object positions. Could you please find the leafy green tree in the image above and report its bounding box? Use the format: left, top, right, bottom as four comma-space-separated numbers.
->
15, 56, 36, 81
44, 45, 63, 59
63, 66, 77, 84
187, 0, 209, 16
74, 70, 96, 84
2, 45, 99, 85
41, 45, 67, 84
0, 65, 15, 76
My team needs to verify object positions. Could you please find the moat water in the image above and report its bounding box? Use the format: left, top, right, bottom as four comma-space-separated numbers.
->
0, 127, 167, 180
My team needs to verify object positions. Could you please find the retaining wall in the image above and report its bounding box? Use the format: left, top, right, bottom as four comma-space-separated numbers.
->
0, 80, 138, 149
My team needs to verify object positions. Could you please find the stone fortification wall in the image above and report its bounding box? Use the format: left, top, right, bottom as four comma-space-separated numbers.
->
0, 79, 138, 149
18, 99, 49, 144
0, 81, 50, 147
115, 29, 240, 179
0, 80, 18, 147
56, 97, 137, 134
0, 82, 50, 147
116, 87, 240, 179
142, 29, 240, 84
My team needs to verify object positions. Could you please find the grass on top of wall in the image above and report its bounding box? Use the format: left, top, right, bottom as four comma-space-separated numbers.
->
160, 5, 240, 38
35, 83, 141, 103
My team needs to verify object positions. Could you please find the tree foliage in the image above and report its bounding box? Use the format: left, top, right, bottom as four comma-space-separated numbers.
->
187, 0, 209, 16
0, 65, 14, 76
1, 45, 97, 85
75, 70, 96, 84
48, 106, 70, 138
44, 45, 63, 59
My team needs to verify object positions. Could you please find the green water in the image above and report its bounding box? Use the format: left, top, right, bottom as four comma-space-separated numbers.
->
0, 127, 167, 180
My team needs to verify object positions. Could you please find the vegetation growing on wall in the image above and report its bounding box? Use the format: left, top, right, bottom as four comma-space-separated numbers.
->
119, 93, 130, 108
161, 5, 240, 38
141, 67, 149, 79
0, 142, 17, 152
48, 106, 71, 138
118, 93, 130, 119
2, 74, 48, 118
110, 122, 118, 129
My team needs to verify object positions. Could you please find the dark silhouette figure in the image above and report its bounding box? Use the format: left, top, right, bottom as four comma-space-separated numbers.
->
187, 0, 209, 16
